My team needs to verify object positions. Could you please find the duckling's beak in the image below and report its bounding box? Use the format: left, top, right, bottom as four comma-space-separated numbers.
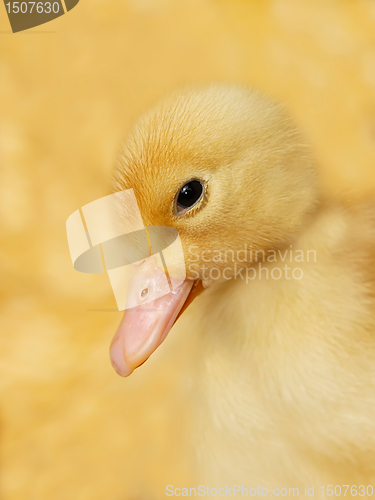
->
109, 256, 203, 377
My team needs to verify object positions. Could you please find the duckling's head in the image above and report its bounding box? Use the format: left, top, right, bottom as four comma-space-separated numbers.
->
110, 84, 319, 376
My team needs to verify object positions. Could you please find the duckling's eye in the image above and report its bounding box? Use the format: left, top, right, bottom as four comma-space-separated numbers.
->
175, 179, 204, 215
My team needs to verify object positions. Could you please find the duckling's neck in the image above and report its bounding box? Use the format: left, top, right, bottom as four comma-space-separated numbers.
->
193, 196, 355, 405
197, 195, 332, 356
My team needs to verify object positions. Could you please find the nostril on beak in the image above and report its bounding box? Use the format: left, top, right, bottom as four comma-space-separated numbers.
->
135, 259, 146, 267
141, 287, 149, 298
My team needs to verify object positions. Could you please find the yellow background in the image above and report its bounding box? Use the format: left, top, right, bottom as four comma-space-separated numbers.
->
1, 1, 375, 498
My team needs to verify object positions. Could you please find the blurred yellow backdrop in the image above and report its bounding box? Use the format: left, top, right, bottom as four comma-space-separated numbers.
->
1, 1, 375, 499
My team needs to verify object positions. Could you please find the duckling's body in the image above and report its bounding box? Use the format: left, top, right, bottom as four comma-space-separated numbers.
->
112, 85, 375, 491
191, 200, 375, 489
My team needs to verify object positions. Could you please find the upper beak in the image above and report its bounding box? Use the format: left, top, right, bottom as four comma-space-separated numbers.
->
109, 256, 204, 377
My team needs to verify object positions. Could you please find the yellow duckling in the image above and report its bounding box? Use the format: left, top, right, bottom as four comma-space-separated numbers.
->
110, 84, 375, 490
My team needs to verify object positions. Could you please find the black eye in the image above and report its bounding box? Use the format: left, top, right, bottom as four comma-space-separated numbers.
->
175, 179, 204, 215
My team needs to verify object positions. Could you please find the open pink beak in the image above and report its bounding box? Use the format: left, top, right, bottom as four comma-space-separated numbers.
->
109, 256, 202, 377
